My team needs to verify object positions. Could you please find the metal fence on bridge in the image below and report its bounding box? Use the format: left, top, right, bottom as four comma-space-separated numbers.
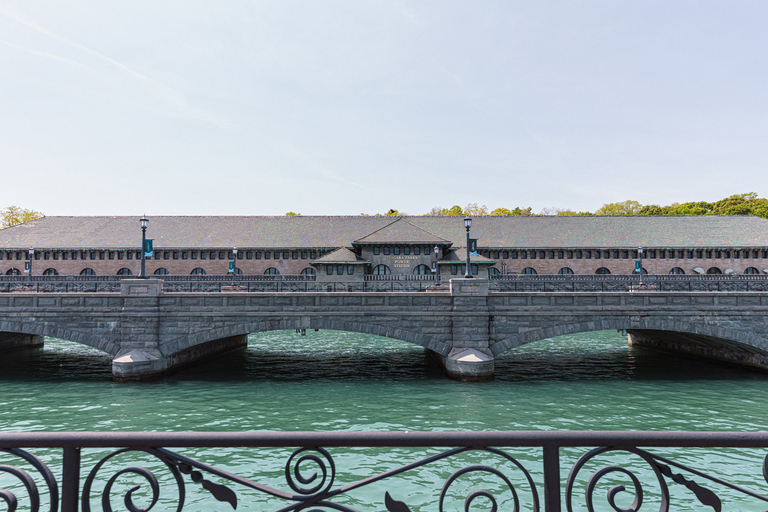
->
1, 274, 768, 293
1, 430, 768, 511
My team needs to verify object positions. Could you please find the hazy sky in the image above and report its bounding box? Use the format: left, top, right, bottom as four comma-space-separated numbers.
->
2, 1, 767, 216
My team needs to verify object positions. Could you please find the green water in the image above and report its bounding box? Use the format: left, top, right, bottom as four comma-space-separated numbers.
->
2, 330, 768, 511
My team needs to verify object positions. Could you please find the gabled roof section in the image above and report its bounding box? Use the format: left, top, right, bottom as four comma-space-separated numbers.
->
310, 247, 369, 265
353, 218, 451, 246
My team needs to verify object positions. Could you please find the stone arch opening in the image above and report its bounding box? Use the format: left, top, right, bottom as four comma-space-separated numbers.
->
0, 320, 115, 356
489, 317, 765, 371
162, 317, 450, 363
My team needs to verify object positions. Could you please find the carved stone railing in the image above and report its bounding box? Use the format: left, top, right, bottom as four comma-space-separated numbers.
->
2, 431, 768, 511
490, 274, 768, 292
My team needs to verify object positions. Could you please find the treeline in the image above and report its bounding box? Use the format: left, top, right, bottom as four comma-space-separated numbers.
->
337, 193, 768, 219
1, 206, 43, 229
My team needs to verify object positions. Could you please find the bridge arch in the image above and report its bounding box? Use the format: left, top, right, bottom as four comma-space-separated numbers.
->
160, 317, 452, 359
0, 319, 115, 355
489, 315, 763, 360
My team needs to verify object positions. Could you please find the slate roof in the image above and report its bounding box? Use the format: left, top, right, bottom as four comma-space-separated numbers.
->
353, 218, 451, 245
0, 215, 766, 250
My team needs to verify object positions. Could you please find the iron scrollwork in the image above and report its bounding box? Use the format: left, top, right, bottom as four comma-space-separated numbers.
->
0, 447, 58, 512
565, 446, 768, 512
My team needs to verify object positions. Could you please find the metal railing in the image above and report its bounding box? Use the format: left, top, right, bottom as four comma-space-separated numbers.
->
2, 430, 768, 511
489, 274, 768, 292
2, 274, 768, 293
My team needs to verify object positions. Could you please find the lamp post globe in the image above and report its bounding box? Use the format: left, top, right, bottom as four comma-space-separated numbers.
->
464, 217, 473, 278
140, 216, 149, 279
433, 245, 441, 286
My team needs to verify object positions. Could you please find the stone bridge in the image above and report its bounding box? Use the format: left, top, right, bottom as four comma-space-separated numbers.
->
1, 279, 767, 381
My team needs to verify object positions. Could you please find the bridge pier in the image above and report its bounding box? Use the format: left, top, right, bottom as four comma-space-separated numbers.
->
112, 279, 249, 381
433, 278, 495, 381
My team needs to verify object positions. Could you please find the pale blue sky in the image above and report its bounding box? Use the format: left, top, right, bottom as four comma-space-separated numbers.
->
2, 1, 767, 216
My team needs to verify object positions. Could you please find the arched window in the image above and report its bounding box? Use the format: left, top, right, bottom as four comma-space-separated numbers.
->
595, 267, 611, 275
43, 268, 59, 276
413, 264, 431, 275
190, 268, 206, 275
521, 267, 537, 275
488, 267, 500, 277
117, 268, 132, 276
301, 267, 316, 276
372, 264, 391, 275
154, 268, 169, 275
558, 267, 574, 275
744, 267, 760, 275
264, 267, 280, 275
669, 267, 685, 275
706, 267, 722, 275
80, 268, 95, 276
5, 268, 20, 275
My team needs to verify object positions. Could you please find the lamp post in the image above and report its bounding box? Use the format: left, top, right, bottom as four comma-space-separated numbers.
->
232, 247, 238, 286
434, 245, 441, 286
464, 217, 473, 278
27, 248, 34, 282
140, 216, 149, 279
637, 247, 645, 287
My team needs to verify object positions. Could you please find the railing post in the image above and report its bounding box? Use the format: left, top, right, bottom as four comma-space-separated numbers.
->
543, 443, 561, 512
61, 444, 81, 512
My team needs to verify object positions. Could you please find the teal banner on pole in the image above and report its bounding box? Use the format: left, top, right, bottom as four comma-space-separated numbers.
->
228, 261, 235, 273
143, 239, 153, 258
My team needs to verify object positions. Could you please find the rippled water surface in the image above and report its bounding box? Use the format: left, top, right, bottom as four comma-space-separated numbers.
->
2, 330, 768, 510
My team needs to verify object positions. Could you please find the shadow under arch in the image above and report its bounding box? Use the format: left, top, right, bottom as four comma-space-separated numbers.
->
161, 317, 452, 359
489, 316, 765, 368
0, 319, 114, 356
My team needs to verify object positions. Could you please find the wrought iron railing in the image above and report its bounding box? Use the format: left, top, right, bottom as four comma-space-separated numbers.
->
3, 431, 768, 511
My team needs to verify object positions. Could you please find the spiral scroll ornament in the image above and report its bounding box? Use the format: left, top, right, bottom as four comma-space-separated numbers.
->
0, 448, 58, 512
565, 446, 724, 512
285, 447, 336, 497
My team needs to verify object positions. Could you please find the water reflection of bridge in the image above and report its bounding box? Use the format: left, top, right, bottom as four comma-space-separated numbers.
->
1, 277, 767, 382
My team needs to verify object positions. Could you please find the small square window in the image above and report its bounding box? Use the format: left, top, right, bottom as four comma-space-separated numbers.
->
191, 252, 198, 260
548, 251, 555, 259
292, 252, 298, 259
265, 252, 271, 260
414, 246, 420, 256
337, 265, 344, 275
511, 251, 518, 259
585, 251, 591, 259
374, 246, 380, 255
255, 252, 261, 259
311, 251, 317, 259
347, 265, 354, 275
44, 252, 50, 260
383, 247, 390, 255
237, 252, 243, 260
326, 265, 333, 275
72, 251, 79, 260
521, 251, 527, 260
393, 246, 400, 255
274, 252, 280, 260
106, 252, 113, 260
284, 251, 289, 259
558, 251, 564, 259
173, 252, 179, 260
451, 265, 458, 275
493, 251, 499, 259
566, 251, 573, 259
126, 252, 132, 260
182, 251, 188, 260
301, 251, 307, 259
116, 252, 123, 260
246, 251, 252, 259
403, 246, 410, 255
99, 251, 105, 260
201, 252, 207, 260
530, 251, 537, 260
219, 251, 226, 260
502, 251, 508, 259
622, 251, 629, 259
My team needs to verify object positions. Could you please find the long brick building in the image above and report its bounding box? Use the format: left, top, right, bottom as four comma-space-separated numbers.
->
0, 215, 767, 279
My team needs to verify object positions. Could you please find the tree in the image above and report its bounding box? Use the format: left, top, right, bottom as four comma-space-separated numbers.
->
555, 209, 593, 216
490, 207, 533, 216
595, 200, 643, 216
463, 203, 489, 216
1, 206, 43, 228
285, 212, 301, 216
